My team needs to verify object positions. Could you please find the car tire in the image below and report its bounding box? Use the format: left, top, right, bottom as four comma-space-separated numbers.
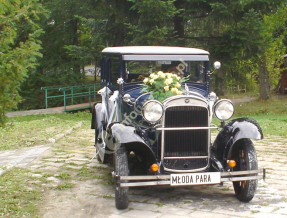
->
114, 146, 129, 209
232, 139, 258, 202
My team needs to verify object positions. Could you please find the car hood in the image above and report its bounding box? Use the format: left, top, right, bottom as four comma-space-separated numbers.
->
122, 82, 209, 100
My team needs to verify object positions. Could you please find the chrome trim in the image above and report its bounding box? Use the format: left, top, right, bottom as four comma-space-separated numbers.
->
186, 91, 206, 99
120, 181, 170, 187
163, 166, 208, 173
161, 97, 211, 172
157, 126, 217, 131
117, 169, 264, 187
221, 176, 262, 182
120, 175, 170, 180
120, 176, 263, 187
117, 170, 261, 181
163, 94, 208, 106
213, 99, 234, 121
141, 100, 163, 123
221, 170, 260, 176
133, 92, 150, 112
164, 156, 208, 160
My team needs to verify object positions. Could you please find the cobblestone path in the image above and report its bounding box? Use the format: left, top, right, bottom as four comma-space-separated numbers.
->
1, 126, 286, 217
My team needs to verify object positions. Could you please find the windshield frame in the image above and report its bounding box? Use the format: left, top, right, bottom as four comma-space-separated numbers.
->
124, 59, 210, 84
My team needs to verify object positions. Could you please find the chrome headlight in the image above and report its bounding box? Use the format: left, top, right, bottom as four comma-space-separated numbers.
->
142, 100, 163, 123
213, 99, 234, 121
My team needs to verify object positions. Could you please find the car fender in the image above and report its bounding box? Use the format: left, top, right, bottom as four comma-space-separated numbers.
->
213, 118, 263, 167
110, 123, 156, 163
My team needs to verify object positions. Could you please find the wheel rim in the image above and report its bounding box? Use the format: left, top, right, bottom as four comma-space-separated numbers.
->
238, 148, 247, 189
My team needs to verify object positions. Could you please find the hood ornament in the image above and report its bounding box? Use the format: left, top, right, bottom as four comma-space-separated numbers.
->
184, 83, 189, 95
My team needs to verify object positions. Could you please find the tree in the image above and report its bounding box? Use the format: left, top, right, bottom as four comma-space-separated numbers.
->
0, 0, 46, 125
126, 0, 178, 45
259, 4, 287, 99
180, 0, 286, 98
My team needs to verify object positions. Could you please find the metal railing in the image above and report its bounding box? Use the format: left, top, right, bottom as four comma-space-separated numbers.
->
41, 84, 97, 111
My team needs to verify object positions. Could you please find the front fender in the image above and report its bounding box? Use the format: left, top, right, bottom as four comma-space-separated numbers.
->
213, 118, 263, 167
111, 123, 148, 144
110, 123, 156, 164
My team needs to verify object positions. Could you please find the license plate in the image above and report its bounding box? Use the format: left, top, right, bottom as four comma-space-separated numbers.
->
170, 172, 221, 186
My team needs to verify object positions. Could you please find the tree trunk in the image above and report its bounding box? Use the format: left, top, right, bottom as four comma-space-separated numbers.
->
214, 68, 226, 95
173, 0, 185, 46
258, 54, 270, 100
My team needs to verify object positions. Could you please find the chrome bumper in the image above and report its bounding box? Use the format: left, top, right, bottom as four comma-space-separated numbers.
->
112, 169, 265, 188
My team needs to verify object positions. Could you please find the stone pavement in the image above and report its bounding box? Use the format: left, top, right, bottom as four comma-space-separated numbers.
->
0, 126, 286, 217
0, 145, 50, 176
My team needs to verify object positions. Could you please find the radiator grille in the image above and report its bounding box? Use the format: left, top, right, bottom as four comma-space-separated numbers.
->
163, 106, 209, 171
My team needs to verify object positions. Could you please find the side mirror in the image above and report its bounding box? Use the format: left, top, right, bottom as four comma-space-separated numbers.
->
213, 61, 221, 70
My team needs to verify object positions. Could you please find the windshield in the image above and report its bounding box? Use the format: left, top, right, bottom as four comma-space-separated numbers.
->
125, 60, 209, 83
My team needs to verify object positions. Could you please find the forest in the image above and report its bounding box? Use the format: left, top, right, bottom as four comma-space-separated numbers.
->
1, 0, 287, 123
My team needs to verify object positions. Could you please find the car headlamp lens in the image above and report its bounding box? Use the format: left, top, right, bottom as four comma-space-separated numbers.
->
214, 100, 234, 121
142, 100, 163, 123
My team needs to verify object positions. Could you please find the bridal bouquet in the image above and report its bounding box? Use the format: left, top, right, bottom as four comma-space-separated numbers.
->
142, 71, 187, 102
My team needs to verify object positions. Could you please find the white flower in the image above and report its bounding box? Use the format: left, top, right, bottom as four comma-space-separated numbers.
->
176, 90, 182, 95
143, 78, 149, 84
117, 78, 124, 85
153, 75, 159, 80
171, 87, 178, 93
175, 82, 181, 88
164, 78, 173, 85
166, 73, 172, 78
164, 86, 169, 91
149, 79, 154, 84
150, 73, 155, 79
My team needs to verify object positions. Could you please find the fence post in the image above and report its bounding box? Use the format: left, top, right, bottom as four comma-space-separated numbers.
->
93, 84, 96, 102
41, 87, 48, 109
63, 90, 66, 111
45, 88, 48, 109
71, 87, 74, 105
88, 87, 91, 107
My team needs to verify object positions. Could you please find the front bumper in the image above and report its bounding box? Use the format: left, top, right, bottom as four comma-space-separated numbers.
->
112, 169, 265, 188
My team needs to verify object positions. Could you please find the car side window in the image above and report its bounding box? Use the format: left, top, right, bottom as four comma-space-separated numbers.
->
107, 56, 120, 85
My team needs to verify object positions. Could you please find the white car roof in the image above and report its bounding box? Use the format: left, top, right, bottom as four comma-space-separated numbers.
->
102, 46, 209, 55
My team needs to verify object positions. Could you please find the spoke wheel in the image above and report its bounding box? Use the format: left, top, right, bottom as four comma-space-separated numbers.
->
114, 146, 129, 209
232, 139, 258, 202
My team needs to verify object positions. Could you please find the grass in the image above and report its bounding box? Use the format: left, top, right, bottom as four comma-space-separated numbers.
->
232, 96, 287, 137
0, 111, 91, 151
234, 96, 287, 116
0, 168, 42, 217
0, 95, 286, 152
156, 201, 165, 207
55, 182, 74, 190
76, 166, 113, 184
56, 173, 71, 180
222, 90, 259, 99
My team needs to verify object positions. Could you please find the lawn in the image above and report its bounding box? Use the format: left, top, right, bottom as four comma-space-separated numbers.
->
232, 96, 287, 137
1, 95, 287, 151
0, 112, 91, 151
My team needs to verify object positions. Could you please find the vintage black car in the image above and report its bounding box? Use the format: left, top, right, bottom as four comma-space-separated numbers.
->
91, 46, 264, 209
